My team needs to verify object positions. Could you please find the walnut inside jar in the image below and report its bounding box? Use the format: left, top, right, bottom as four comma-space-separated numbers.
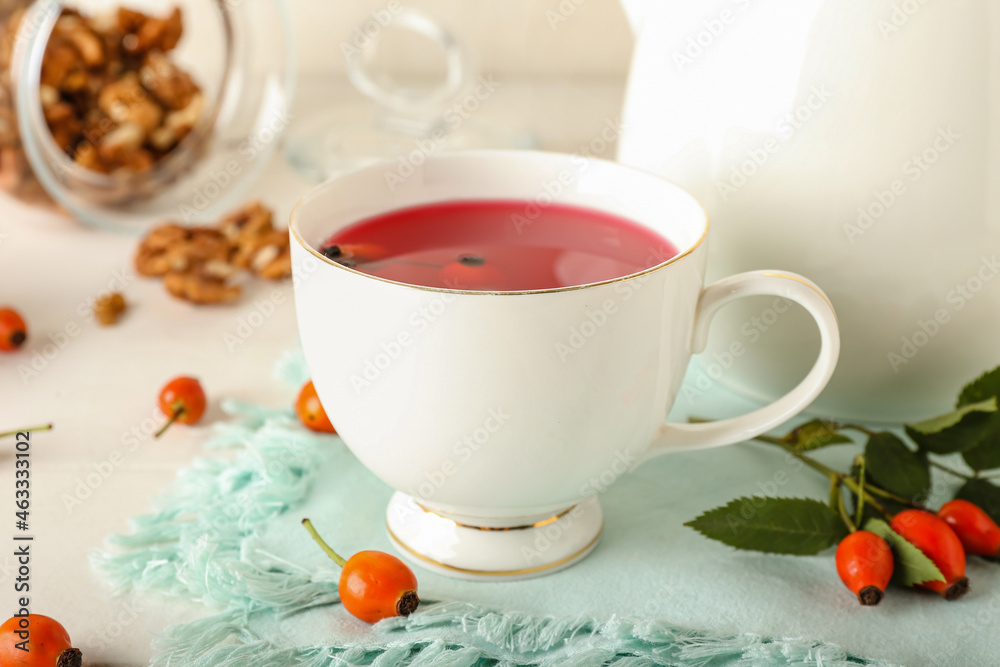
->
0, 2, 44, 202
40, 5, 203, 175
0, 3, 208, 204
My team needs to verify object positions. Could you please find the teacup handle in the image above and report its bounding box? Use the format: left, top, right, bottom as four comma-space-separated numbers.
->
643, 271, 840, 458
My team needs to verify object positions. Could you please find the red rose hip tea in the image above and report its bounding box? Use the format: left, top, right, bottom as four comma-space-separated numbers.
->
320, 200, 679, 291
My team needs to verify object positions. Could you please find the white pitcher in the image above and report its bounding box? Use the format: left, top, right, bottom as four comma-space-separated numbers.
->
617, 0, 1000, 421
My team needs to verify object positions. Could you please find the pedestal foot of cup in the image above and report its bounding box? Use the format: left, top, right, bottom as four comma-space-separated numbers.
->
385, 492, 603, 581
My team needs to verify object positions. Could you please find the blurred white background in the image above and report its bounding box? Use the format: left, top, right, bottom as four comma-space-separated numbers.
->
277, 0, 637, 162
288, 0, 633, 78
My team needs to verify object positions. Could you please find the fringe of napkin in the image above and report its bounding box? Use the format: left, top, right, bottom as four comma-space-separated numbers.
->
92, 350, 893, 667
147, 602, 890, 667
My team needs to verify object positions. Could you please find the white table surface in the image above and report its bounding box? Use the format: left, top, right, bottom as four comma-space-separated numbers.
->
0, 77, 626, 666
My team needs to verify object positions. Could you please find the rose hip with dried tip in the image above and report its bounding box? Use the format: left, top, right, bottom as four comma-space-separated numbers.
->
0, 614, 81, 666
0, 307, 27, 351
836, 530, 894, 606
321, 243, 387, 264
891, 509, 969, 600
302, 518, 419, 623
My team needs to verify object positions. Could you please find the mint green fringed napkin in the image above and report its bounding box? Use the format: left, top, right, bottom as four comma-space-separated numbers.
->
93, 351, 1000, 666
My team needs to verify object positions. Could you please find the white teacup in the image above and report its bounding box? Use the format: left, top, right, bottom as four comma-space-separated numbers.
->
290, 151, 839, 580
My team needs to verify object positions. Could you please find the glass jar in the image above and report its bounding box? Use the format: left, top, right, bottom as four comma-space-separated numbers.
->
0, 0, 293, 232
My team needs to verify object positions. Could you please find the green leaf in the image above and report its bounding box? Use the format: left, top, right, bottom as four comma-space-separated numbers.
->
905, 399, 997, 454
956, 370, 1000, 469
685, 497, 848, 555
864, 432, 931, 503
958, 367, 1000, 406
954, 478, 1000, 525
783, 419, 852, 451
909, 398, 997, 433
864, 518, 945, 587
961, 430, 1000, 471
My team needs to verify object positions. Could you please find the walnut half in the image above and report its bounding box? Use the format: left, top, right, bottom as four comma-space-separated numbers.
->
164, 270, 241, 305
134, 201, 289, 305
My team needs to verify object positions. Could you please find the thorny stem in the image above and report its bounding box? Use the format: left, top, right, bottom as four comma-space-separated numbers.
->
753, 434, 842, 477
854, 455, 867, 528
698, 417, 924, 521
840, 423, 877, 437
753, 434, 895, 521
841, 476, 893, 521
835, 478, 856, 533
0, 424, 52, 439
828, 476, 841, 514
862, 483, 921, 508
301, 518, 347, 567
